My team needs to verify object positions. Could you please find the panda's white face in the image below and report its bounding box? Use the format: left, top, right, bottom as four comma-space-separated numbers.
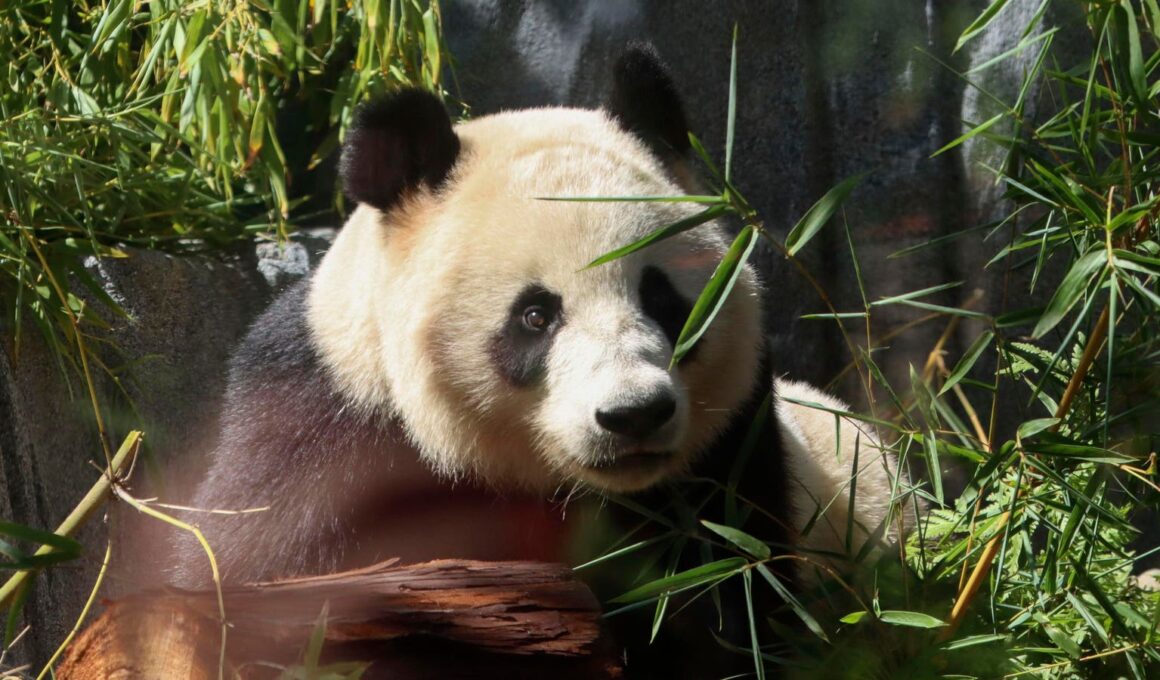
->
309, 107, 762, 493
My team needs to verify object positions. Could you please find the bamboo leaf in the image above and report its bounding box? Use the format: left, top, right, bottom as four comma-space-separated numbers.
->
304, 602, 329, 675
1066, 591, 1111, 646
955, 0, 1012, 53
941, 634, 1008, 650
248, 91, 268, 157
585, 205, 729, 268
1016, 417, 1058, 439
538, 195, 725, 204
922, 430, 944, 505
671, 224, 758, 366
0, 521, 82, 557
701, 520, 770, 560
755, 564, 829, 641
179, 10, 209, 70
1119, 1, 1149, 107
930, 114, 1003, 158
1023, 434, 1137, 464
886, 299, 989, 319
1034, 612, 1082, 658
573, 535, 673, 571
785, 173, 867, 256
872, 281, 963, 306
725, 24, 739, 183
1032, 250, 1107, 338
877, 610, 947, 629
688, 132, 725, 186
89, 0, 133, 54
422, 7, 442, 88
742, 570, 765, 680
610, 557, 746, 604
939, 329, 994, 396
800, 312, 868, 320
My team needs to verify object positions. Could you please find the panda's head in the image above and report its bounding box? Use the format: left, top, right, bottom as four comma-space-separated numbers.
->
308, 47, 763, 493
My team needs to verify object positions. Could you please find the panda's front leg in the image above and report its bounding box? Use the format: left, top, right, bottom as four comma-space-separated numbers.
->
774, 378, 912, 579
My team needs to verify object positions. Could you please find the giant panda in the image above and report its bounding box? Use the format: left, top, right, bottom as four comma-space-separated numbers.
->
172, 46, 906, 597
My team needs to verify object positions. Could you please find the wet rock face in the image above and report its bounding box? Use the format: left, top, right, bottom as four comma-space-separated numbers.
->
0, 249, 270, 668
1, 223, 340, 668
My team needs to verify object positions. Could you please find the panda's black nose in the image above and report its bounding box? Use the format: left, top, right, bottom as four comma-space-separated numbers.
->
596, 393, 676, 440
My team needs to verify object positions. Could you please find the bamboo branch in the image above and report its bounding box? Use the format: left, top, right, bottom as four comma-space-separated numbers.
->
941, 302, 1112, 638
0, 431, 141, 610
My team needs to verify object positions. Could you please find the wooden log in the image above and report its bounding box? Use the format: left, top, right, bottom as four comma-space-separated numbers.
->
56, 559, 622, 679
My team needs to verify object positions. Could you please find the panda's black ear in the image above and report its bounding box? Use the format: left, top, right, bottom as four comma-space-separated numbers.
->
340, 89, 460, 211
606, 43, 691, 159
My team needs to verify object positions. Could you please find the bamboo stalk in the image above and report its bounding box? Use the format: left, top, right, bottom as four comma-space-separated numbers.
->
941, 302, 1112, 638
0, 431, 141, 610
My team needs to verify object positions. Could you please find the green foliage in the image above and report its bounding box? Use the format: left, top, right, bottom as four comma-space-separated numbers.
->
584, 6, 1160, 678
0, 0, 447, 383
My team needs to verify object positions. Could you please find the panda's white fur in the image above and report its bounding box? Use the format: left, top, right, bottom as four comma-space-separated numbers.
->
175, 47, 909, 588
309, 108, 761, 493
775, 380, 906, 569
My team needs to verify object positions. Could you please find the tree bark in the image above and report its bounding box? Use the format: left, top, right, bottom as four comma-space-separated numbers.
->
57, 559, 622, 679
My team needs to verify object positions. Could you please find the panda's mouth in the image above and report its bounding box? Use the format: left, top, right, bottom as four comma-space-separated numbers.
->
584, 450, 675, 475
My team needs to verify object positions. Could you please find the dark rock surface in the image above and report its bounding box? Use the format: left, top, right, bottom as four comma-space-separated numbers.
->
0, 249, 271, 670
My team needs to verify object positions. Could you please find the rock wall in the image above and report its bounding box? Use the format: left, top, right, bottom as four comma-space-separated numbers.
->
0, 250, 270, 670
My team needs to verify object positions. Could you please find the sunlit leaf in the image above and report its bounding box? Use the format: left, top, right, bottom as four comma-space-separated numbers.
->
955, 0, 1012, 53
785, 173, 867, 256
585, 205, 730, 268
1032, 250, 1107, 338
671, 224, 758, 366
610, 558, 746, 604
930, 114, 1003, 158
877, 610, 947, 629
701, 520, 770, 560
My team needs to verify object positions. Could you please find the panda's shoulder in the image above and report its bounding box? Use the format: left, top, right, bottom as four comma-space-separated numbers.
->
228, 277, 320, 383
773, 378, 856, 455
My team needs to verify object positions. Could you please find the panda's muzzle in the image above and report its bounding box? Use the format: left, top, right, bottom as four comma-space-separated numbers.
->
583, 450, 675, 475
595, 392, 676, 440
572, 390, 679, 479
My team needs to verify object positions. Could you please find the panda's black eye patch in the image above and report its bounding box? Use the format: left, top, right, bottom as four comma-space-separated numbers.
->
490, 285, 563, 387
639, 266, 695, 359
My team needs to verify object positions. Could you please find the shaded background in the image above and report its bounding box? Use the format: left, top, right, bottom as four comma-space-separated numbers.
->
0, 0, 1091, 669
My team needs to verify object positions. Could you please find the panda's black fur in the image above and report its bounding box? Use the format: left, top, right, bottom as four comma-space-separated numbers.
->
173, 280, 397, 583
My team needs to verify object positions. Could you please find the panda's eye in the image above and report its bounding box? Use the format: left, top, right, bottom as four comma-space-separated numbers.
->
491, 285, 563, 387
522, 305, 552, 331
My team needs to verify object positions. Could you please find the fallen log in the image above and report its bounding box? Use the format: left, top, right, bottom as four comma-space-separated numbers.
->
57, 559, 622, 679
